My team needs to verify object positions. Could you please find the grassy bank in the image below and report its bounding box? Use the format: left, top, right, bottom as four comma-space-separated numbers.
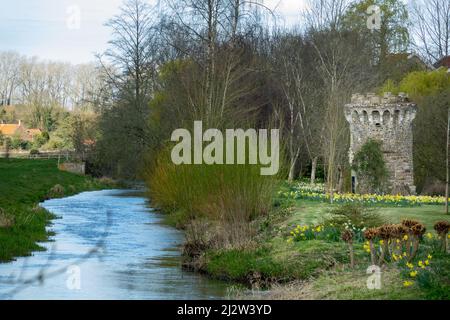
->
0, 159, 116, 262
189, 197, 449, 300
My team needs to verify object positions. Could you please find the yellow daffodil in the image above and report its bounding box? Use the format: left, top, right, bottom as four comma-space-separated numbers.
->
285, 183, 446, 206
425, 260, 429, 266
426, 233, 433, 239
410, 271, 418, 277
406, 262, 414, 269
403, 280, 414, 287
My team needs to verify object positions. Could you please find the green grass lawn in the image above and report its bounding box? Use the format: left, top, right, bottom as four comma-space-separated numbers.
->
0, 159, 115, 262
286, 200, 450, 231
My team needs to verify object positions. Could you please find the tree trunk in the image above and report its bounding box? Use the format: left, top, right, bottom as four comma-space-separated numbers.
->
369, 240, 376, 266
446, 108, 449, 215
288, 161, 296, 182
288, 150, 301, 182
310, 156, 318, 184
338, 165, 344, 193
349, 242, 355, 269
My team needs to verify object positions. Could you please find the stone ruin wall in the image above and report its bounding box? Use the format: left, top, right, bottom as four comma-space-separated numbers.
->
345, 93, 417, 195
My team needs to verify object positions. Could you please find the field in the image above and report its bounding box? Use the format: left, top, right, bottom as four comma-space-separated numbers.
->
0, 159, 114, 262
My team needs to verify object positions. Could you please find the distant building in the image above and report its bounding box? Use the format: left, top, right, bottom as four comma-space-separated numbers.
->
0, 120, 42, 141
434, 56, 450, 70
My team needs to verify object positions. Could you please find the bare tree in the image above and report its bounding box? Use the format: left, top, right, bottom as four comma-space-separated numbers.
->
94, 0, 163, 177
411, 0, 450, 64
308, 28, 376, 199
0, 51, 23, 106
161, 0, 271, 126
272, 33, 325, 182
303, 0, 354, 31
70, 64, 105, 112
101, 0, 159, 107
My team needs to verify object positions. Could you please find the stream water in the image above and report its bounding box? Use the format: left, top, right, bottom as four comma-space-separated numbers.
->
0, 189, 229, 300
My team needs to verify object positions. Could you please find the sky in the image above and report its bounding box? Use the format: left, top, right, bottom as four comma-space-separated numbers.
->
0, 0, 307, 64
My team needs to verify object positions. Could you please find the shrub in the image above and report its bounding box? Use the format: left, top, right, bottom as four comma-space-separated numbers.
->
183, 219, 215, 259
146, 148, 277, 222
145, 147, 278, 241
0, 208, 14, 228
10, 136, 23, 150
32, 132, 49, 149
47, 184, 65, 199
352, 139, 389, 194
97, 176, 117, 187
29, 149, 40, 156
434, 221, 450, 252
325, 203, 385, 230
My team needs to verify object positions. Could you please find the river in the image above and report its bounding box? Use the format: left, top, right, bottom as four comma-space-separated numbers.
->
0, 189, 229, 299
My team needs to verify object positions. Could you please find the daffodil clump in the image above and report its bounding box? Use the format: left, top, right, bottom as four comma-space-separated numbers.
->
363, 233, 435, 289
361, 219, 445, 289
401, 254, 434, 287
287, 222, 365, 243
279, 182, 446, 206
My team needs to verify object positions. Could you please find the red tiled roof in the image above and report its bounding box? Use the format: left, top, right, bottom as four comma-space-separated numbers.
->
0, 124, 42, 140
435, 56, 450, 68
26, 129, 42, 136
0, 124, 20, 136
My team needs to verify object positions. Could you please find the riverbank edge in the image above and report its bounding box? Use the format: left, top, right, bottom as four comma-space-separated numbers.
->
0, 159, 124, 263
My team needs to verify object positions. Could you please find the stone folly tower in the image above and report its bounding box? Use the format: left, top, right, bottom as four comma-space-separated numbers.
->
344, 93, 417, 195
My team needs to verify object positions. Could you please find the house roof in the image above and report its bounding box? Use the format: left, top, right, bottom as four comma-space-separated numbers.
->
0, 124, 42, 139
26, 129, 42, 136
0, 124, 20, 136
83, 139, 95, 146
384, 53, 434, 70
434, 56, 450, 69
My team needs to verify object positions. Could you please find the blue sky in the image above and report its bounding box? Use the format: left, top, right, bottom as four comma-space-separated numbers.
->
0, 0, 306, 64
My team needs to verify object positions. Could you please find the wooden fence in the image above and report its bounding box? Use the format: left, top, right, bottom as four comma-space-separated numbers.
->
0, 150, 78, 161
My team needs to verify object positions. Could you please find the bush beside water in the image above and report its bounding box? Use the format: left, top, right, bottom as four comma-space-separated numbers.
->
145, 148, 279, 237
